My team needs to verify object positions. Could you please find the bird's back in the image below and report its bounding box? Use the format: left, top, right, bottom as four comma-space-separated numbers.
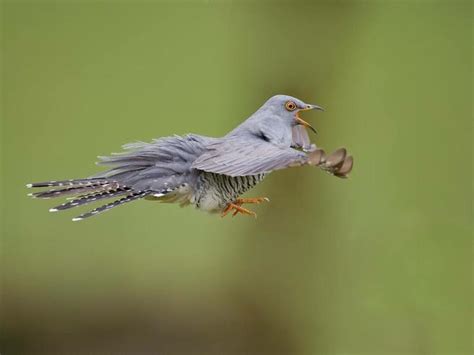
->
97, 134, 270, 213
95, 133, 214, 192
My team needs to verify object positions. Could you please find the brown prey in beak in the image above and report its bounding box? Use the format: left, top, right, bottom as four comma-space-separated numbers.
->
295, 104, 323, 134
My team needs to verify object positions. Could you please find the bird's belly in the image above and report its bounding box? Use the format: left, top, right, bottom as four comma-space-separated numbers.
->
195, 192, 223, 213
194, 172, 266, 212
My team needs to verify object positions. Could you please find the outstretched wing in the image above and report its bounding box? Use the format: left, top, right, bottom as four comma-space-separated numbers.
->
192, 138, 311, 177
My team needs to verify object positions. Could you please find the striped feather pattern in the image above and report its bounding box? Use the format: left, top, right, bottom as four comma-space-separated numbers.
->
27, 177, 155, 221
29, 183, 113, 199
72, 191, 151, 221
50, 187, 131, 211
195, 172, 266, 210
27, 178, 108, 188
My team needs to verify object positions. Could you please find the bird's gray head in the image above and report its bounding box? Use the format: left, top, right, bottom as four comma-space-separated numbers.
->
258, 94, 323, 133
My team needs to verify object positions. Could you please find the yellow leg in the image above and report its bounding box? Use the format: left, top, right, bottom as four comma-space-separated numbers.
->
221, 197, 269, 218
235, 197, 270, 205
221, 203, 233, 217
221, 203, 257, 218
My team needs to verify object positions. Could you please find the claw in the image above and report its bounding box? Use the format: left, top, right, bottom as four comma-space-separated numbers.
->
222, 203, 257, 218
236, 197, 270, 204
221, 197, 269, 218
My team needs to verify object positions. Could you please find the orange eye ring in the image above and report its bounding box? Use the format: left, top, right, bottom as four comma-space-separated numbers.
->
285, 101, 297, 111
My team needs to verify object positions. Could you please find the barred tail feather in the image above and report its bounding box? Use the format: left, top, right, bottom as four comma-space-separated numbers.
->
72, 191, 151, 221
49, 187, 131, 212
28, 177, 156, 221
29, 183, 112, 199
26, 178, 107, 189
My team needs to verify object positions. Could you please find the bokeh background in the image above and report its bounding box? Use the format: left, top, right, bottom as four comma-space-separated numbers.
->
1, 1, 472, 354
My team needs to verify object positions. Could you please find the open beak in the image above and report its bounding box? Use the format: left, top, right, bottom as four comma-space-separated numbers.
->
295, 104, 323, 134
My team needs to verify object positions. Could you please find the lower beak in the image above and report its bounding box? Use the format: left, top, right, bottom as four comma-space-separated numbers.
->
295, 104, 323, 134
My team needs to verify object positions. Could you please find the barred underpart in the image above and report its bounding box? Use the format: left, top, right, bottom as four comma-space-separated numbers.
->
194, 172, 266, 211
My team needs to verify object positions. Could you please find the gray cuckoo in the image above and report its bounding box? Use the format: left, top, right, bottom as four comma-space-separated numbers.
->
27, 95, 353, 221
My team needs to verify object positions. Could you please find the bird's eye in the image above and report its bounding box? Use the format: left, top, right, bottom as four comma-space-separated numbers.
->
285, 101, 297, 111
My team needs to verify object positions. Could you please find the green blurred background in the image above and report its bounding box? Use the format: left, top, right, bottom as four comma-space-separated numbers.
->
1, 1, 472, 354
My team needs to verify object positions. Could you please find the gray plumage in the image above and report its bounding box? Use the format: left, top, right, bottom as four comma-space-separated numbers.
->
27, 94, 353, 221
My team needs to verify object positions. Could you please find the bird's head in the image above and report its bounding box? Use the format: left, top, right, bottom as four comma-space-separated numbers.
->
261, 94, 323, 134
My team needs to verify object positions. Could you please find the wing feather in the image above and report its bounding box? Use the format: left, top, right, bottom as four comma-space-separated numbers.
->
192, 139, 309, 177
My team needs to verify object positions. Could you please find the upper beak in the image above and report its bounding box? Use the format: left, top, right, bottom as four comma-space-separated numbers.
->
295, 104, 324, 134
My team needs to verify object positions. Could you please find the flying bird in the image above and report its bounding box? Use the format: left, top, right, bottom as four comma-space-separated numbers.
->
27, 95, 353, 221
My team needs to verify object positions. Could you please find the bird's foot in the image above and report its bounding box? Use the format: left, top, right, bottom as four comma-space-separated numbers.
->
221, 203, 258, 218
235, 197, 270, 205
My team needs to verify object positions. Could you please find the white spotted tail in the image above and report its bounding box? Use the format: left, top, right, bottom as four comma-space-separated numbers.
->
27, 178, 155, 221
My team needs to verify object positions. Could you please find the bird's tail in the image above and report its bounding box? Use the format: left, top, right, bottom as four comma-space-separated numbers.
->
27, 178, 152, 221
